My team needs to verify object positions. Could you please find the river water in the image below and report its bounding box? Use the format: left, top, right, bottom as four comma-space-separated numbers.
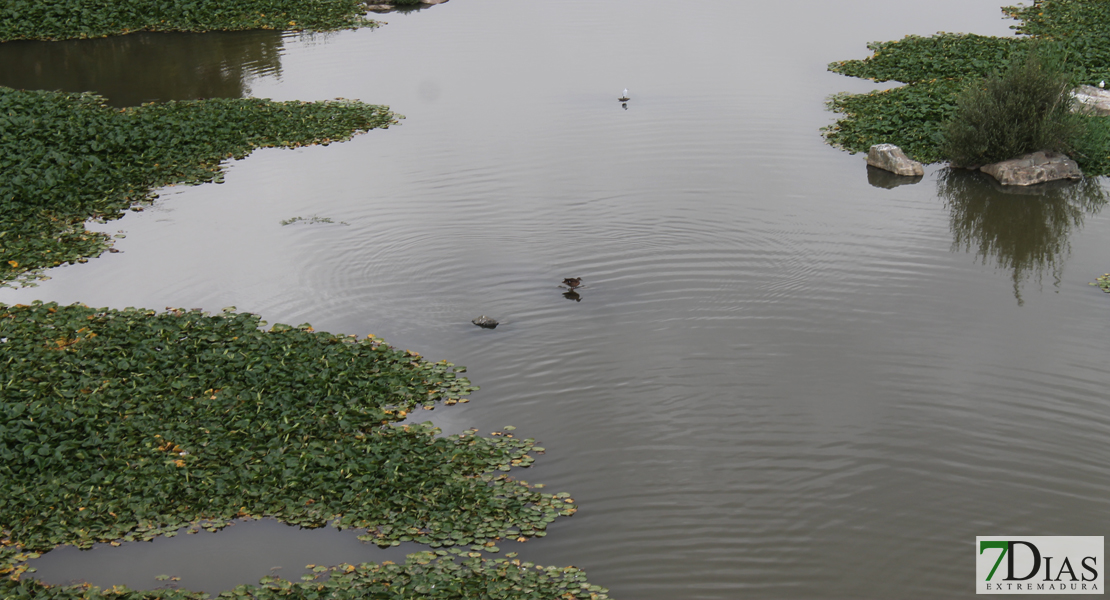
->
3, 1, 1110, 598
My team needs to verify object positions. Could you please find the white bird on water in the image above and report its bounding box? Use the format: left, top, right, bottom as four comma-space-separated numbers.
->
618, 88, 630, 102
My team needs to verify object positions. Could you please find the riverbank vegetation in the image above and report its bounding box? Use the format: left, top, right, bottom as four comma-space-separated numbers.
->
0, 87, 399, 288
0, 0, 378, 41
824, 0, 1110, 174
0, 302, 603, 598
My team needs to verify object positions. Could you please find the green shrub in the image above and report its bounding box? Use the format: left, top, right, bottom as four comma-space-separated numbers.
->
941, 53, 1085, 166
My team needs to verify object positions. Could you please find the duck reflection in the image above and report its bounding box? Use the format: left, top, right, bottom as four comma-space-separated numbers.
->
563, 290, 582, 302
0, 30, 284, 107
937, 168, 1107, 304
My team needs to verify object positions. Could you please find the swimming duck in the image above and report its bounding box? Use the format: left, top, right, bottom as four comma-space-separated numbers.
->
562, 277, 582, 289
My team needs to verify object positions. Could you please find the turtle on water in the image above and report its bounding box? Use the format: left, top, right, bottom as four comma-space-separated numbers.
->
472, 315, 499, 329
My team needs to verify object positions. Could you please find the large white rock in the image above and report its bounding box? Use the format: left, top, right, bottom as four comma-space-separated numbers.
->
866, 144, 925, 177
1072, 85, 1110, 116
979, 151, 1083, 186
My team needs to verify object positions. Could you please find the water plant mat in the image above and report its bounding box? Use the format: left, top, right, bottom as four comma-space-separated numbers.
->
0, 303, 585, 595
0, 88, 400, 288
1, 555, 609, 599
0, 0, 378, 41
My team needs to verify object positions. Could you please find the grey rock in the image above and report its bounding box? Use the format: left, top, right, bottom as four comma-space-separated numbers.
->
979, 151, 1083, 186
866, 144, 925, 177
472, 315, 499, 329
1072, 85, 1110, 116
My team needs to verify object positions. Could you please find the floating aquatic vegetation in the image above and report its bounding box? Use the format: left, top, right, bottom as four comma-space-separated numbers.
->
0, 303, 577, 579
280, 215, 348, 226
3, 554, 609, 599
1006, 0, 1110, 85
0, 88, 400, 287
824, 80, 963, 164
828, 33, 1023, 84
1091, 273, 1110, 293
824, 0, 1110, 173
0, 0, 379, 42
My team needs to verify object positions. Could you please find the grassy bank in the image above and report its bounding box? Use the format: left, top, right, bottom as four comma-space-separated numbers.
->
0, 302, 603, 598
0, 88, 400, 288
0, 0, 378, 41
823, 0, 1110, 174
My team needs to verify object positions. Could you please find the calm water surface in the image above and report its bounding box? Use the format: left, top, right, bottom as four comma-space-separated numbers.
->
3, 1, 1110, 598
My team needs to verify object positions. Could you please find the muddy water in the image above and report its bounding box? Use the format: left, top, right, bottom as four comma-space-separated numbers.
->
4, 1, 1110, 598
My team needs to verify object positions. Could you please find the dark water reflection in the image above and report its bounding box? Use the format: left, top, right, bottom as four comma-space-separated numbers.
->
867, 164, 923, 188
0, 30, 284, 106
939, 169, 1108, 304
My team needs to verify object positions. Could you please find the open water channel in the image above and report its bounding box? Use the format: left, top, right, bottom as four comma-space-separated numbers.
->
3, 0, 1110, 598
